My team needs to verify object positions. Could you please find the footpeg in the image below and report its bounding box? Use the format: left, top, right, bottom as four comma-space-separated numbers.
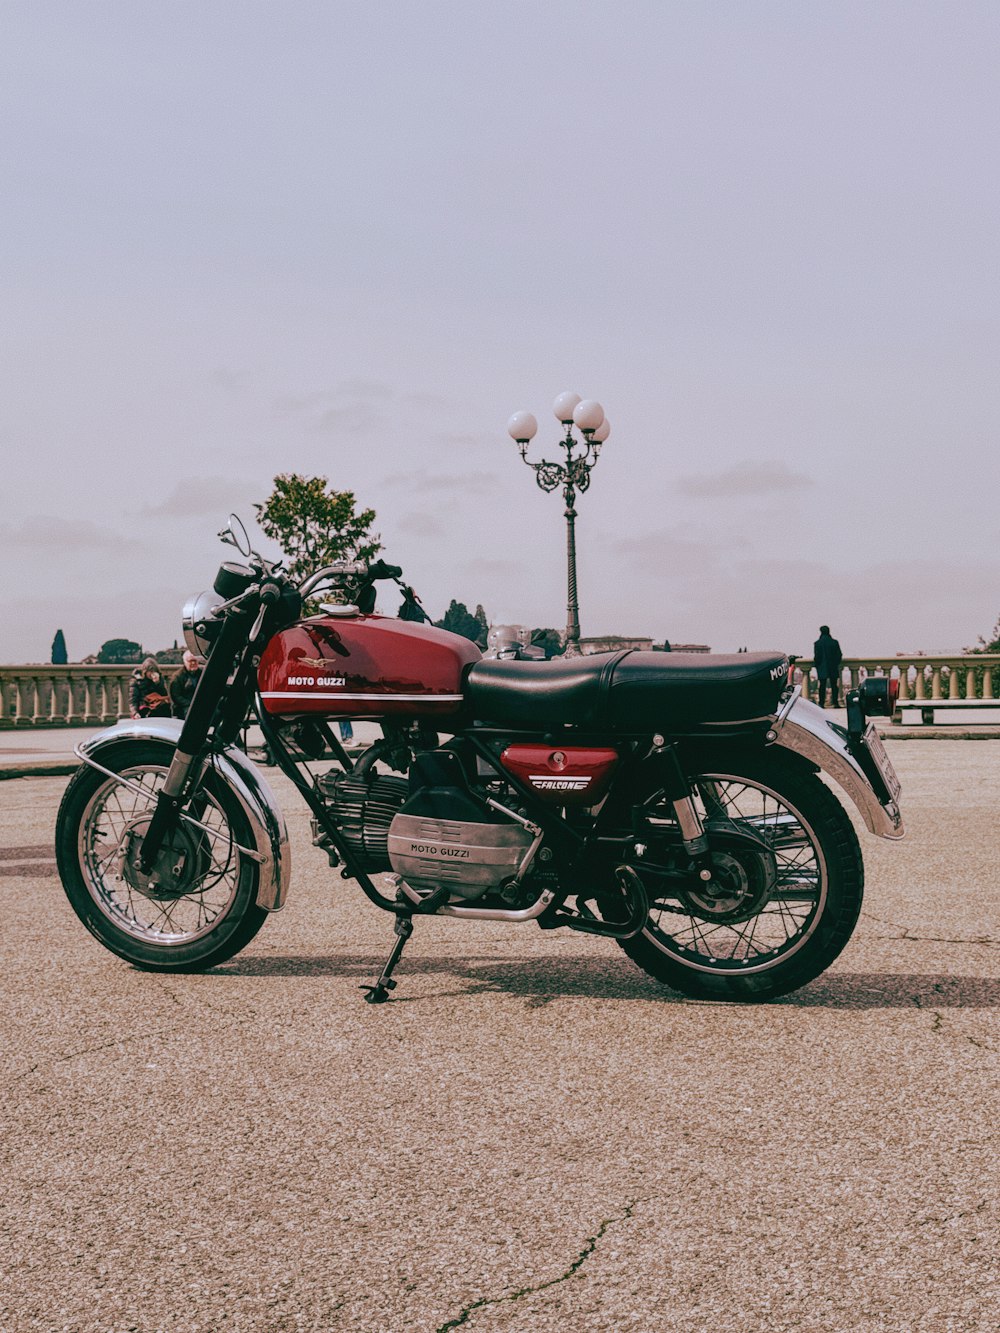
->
548, 866, 649, 940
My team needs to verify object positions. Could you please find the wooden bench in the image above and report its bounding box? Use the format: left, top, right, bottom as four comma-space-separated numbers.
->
894, 699, 1000, 726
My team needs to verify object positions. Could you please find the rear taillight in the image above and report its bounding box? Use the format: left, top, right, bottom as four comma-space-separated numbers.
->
858, 677, 896, 717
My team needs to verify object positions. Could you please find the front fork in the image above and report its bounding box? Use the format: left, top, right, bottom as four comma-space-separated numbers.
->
138, 612, 251, 873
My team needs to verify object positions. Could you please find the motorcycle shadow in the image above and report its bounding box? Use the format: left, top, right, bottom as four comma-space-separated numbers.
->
210, 954, 1000, 1012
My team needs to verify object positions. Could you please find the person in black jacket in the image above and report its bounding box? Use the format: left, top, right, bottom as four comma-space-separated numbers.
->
130, 658, 171, 719
813, 625, 843, 708
170, 650, 202, 718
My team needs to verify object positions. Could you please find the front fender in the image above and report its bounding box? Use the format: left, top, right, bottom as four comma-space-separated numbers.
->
76, 719, 291, 910
768, 694, 904, 840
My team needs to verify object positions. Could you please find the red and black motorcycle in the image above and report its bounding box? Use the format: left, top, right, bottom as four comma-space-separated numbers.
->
56, 517, 904, 1003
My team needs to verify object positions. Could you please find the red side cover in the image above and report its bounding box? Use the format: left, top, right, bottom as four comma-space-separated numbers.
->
500, 744, 619, 806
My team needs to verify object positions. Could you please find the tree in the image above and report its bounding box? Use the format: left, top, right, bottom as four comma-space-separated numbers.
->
529, 628, 565, 658
254, 473, 381, 587
155, 642, 185, 664
435, 600, 483, 644
968, 615, 1000, 653
97, 638, 143, 664
51, 629, 68, 664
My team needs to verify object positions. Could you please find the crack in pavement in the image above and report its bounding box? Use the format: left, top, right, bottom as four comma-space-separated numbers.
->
861, 912, 997, 946
434, 1199, 640, 1332
6, 1024, 182, 1104
912, 994, 996, 1052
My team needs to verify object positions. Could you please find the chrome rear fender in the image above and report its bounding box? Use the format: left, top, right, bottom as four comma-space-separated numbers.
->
75, 719, 291, 910
767, 693, 904, 840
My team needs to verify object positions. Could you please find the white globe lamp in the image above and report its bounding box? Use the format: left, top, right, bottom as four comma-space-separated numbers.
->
552, 391, 581, 424
573, 399, 605, 433
507, 410, 538, 443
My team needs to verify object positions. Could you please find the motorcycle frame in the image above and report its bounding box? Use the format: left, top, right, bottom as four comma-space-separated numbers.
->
124, 573, 901, 925
253, 690, 739, 928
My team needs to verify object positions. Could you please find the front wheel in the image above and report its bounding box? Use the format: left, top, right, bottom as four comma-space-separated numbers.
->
55, 742, 269, 971
620, 751, 864, 1001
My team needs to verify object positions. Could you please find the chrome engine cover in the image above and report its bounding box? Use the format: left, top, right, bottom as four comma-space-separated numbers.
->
387, 813, 535, 900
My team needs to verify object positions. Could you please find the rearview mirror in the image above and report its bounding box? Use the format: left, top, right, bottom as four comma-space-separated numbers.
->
218, 513, 252, 557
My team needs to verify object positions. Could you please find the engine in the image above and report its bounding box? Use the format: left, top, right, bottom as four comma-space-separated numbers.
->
316, 769, 409, 870
316, 748, 536, 902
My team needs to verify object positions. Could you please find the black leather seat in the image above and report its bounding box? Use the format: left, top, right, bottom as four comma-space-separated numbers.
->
465, 650, 790, 731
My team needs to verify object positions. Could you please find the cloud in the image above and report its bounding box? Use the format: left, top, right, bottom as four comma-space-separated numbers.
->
397, 512, 445, 539
465, 557, 521, 579
677, 460, 814, 498
141, 476, 261, 518
0, 516, 135, 551
315, 402, 384, 436
615, 526, 750, 578
336, 378, 394, 401
383, 470, 501, 497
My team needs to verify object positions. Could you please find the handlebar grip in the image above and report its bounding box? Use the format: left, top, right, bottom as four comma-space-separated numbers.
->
367, 559, 403, 580
259, 582, 282, 605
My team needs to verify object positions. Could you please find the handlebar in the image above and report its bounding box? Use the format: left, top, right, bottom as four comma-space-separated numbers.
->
297, 559, 401, 599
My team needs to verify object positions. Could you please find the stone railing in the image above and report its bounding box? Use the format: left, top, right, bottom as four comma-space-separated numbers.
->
0, 665, 179, 728
3, 656, 999, 728
794, 655, 1000, 708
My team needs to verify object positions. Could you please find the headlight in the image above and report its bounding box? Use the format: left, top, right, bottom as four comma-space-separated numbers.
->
182, 589, 225, 658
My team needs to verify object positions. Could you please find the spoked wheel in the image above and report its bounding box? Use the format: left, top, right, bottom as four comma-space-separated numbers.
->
56, 742, 268, 970
620, 751, 863, 1001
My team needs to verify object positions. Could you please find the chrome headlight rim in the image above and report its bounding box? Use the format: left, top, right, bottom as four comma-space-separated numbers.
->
182, 589, 225, 658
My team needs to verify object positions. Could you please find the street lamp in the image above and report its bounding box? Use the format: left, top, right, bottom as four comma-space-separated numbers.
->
507, 392, 611, 656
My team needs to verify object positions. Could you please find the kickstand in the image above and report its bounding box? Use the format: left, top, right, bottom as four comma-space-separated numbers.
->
360, 914, 414, 1005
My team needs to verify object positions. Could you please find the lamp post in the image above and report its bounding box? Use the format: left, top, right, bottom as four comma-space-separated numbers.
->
507, 392, 611, 657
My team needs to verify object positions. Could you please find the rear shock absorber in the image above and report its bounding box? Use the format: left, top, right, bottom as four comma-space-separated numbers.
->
651, 737, 714, 883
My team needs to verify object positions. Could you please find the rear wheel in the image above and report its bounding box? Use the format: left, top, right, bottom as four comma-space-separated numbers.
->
619, 751, 863, 1001
56, 742, 269, 971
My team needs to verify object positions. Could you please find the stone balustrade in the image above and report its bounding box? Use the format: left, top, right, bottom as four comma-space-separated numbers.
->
0, 665, 179, 728
3, 656, 1000, 728
794, 655, 1000, 709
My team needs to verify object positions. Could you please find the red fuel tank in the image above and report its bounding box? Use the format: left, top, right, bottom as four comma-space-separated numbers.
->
257, 615, 481, 719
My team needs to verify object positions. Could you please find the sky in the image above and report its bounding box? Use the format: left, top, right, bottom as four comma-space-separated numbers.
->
2, 1, 999, 663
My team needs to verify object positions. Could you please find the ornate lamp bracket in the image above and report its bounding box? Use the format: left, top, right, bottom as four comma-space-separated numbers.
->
506, 396, 612, 655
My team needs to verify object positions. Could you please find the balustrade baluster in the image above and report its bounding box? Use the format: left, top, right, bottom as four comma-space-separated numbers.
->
948, 664, 960, 700
10, 676, 24, 725
930, 667, 943, 700
897, 665, 909, 701
63, 674, 75, 723
966, 667, 977, 701
984, 668, 995, 700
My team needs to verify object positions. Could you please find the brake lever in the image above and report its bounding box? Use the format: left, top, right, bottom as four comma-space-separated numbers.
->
249, 581, 282, 643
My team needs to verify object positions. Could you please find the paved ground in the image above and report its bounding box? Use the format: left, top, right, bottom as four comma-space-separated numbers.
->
0, 743, 997, 1331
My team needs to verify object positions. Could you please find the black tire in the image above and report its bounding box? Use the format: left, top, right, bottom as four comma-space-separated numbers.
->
56, 741, 269, 971
619, 750, 864, 1001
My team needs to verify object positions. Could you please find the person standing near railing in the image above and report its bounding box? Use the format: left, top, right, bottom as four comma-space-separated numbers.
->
129, 658, 171, 719
814, 625, 843, 708
170, 650, 202, 718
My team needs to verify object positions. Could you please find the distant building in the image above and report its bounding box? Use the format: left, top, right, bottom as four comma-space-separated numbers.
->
579, 635, 712, 655
579, 635, 652, 654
